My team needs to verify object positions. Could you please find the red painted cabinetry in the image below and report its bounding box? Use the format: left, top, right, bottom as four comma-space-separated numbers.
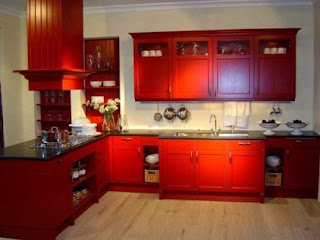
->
265, 138, 320, 198
160, 139, 265, 202
130, 29, 299, 101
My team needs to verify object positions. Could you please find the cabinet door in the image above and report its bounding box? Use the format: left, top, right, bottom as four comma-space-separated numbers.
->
134, 38, 172, 100
213, 36, 254, 99
96, 139, 107, 194
255, 35, 296, 100
229, 141, 265, 193
195, 149, 228, 191
111, 137, 143, 184
172, 37, 212, 100
283, 139, 320, 191
160, 140, 194, 190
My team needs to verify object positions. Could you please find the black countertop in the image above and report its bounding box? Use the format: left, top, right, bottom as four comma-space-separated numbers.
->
0, 130, 318, 161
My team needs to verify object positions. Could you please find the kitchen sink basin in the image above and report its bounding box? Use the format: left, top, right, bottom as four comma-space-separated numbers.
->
218, 133, 249, 137
175, 132, 197, 137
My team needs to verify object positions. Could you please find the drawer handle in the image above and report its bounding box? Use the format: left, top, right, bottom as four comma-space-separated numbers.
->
58, 158, 64, 163
121, 138, 133, 141
295, 140, 303, 143
238, 142, 251, 145
229, 152, 232, 163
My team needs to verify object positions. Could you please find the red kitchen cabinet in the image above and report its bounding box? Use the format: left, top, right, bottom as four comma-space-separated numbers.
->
265, 138, 320, 198
255, 34, 297, 100
283, 139, 320, 194
229, 141, 265, 193
132, 38, 172, 100
172, 37, 213, 100
160, 140, 194, 190
160, 139, 265, 202
96, 138, 108, 195
110, 136, 143, 184
213, 36, 254, 100
130, 29, 299, 101
194, 141, 228, 191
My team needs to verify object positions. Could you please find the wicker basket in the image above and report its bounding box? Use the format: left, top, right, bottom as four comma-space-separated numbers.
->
144, 169, 159, 183
265, 173, 282, 187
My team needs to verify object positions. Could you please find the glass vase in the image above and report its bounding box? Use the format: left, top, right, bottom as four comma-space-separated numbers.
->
102, 114, 115, 132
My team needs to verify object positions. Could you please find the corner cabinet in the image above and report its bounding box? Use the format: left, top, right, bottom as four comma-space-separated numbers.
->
130, 28, 299, 101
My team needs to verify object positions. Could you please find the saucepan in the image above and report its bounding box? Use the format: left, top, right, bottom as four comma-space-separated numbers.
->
164, 106, 176, 121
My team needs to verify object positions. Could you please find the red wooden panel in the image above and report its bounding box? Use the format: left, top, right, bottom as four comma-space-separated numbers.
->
195, 149, 228, 191
216, 58, 252, 98
229, 150, 264, 192
229, 140, 264, 151
112, 136, 142, 146
141, 136, 159, 146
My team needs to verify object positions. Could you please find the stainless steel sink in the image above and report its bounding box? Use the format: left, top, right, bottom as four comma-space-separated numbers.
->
218, 133, 249, 137
175, 132, 197, 137
196, 132, 216, 137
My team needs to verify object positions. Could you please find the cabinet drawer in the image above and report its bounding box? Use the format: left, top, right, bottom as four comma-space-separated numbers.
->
142, 136, 159, 146
287, 139, 320, 149
195, 140, 228, 150
229, 140, 265, 151
112, 136, 142, 146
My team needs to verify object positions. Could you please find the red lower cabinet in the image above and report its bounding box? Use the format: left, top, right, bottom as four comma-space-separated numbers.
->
160, 139, 265, 202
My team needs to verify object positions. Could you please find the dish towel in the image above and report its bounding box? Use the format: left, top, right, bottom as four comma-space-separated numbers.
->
224, 102, 251, 128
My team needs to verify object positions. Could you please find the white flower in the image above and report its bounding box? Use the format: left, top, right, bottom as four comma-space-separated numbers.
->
99, 105, 105, 114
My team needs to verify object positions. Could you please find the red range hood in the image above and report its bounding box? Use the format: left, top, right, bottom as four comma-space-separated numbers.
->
15, 0, 91, 90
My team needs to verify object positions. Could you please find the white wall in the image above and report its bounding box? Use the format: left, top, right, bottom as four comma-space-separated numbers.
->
84, 5, 314, 132
0, 13, 35, 147
313, 0, 320, 201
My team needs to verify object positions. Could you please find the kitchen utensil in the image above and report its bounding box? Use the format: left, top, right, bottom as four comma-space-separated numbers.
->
164, 106, 176, 121
266, 155, 281, 167
176, 105, 190, 121
154, 103, 163, 121
286, 122, 308, 135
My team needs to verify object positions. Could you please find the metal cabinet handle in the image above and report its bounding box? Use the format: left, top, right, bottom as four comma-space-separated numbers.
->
190, 151, 193, 160
196, 151, 199, 162
295, 140, 303, 143
287, 149, 290, 158
229, 152, 232, 164
58, 158, 64, 163
238, 142, 251, 145
138, 147, 141, 158
121, 138, 132, 141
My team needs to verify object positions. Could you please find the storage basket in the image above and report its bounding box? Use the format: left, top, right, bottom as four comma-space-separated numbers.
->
144, 169, 159, 183
265, 173, 282, 187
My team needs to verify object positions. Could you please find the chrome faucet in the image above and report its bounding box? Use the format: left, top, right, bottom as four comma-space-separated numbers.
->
209, 114, 220, 134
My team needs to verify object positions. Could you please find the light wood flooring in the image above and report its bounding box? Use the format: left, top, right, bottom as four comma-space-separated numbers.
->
57, 192, 320, 240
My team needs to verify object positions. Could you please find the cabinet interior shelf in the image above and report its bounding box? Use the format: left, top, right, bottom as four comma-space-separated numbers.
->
73, 171, 96, 188
37, 119, 71, 123
144, 163, 159, 168
73, 192, 97, 211
37, 103, 71, 107
85, 86, 119, 90
86, 68, 119, 74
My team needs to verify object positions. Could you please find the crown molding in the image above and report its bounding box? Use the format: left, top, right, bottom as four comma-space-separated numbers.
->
0, 0, 315, 18
0, 4, 25, 18
83, 0, 314, 14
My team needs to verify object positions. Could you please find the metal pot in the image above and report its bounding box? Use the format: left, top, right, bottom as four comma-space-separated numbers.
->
164, 107, 176, 121
176, 106, 190, 121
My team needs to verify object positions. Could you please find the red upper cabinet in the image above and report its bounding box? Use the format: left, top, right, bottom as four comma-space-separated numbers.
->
172, 37, 213, 100
213, 36, 254, 100
254, 33, 297, 100
130, 29, 299, 101
132, 38, 172, 100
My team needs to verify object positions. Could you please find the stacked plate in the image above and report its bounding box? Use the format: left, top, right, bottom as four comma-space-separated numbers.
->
145, 153, 159, 164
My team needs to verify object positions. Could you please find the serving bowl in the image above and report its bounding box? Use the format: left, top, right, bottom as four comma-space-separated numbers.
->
266, 155, 281, 167
90, 81, 102, 87
286, 122, 308, 135
145, 153, 159, 164
103, 80, 116, 87
258, 121, 281, 135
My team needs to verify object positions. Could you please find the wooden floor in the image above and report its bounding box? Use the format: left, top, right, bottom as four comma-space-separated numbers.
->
57, 192, 320, 240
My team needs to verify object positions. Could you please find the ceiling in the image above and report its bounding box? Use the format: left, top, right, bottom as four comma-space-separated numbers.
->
0, 0, 315, 17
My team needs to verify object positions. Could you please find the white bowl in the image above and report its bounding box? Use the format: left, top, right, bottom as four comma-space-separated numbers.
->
258, 122, 281, 135
145, 153, 159, 164
90, 81, 103, 87
82, 123, 97, 135
72, 118, 90, 126
103, 80, 116, 87
266, 155, 281, 167
286, 122, 308, 135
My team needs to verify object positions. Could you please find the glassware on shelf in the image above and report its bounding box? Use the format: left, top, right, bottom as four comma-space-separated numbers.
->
43, 90, 50, 103
50, 90, 56, 104
96, 46, 102, 69
58, 91, 65, 104
86, 54, 94, 69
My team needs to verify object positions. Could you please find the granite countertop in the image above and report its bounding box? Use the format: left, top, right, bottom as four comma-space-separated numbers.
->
0, 129, 318, 161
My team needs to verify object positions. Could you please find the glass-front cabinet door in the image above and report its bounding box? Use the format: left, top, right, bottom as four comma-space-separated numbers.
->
134, 38, 172, 101
255, 35, 296, 100
172, 37, 212, 100
213, 36, 254, 99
